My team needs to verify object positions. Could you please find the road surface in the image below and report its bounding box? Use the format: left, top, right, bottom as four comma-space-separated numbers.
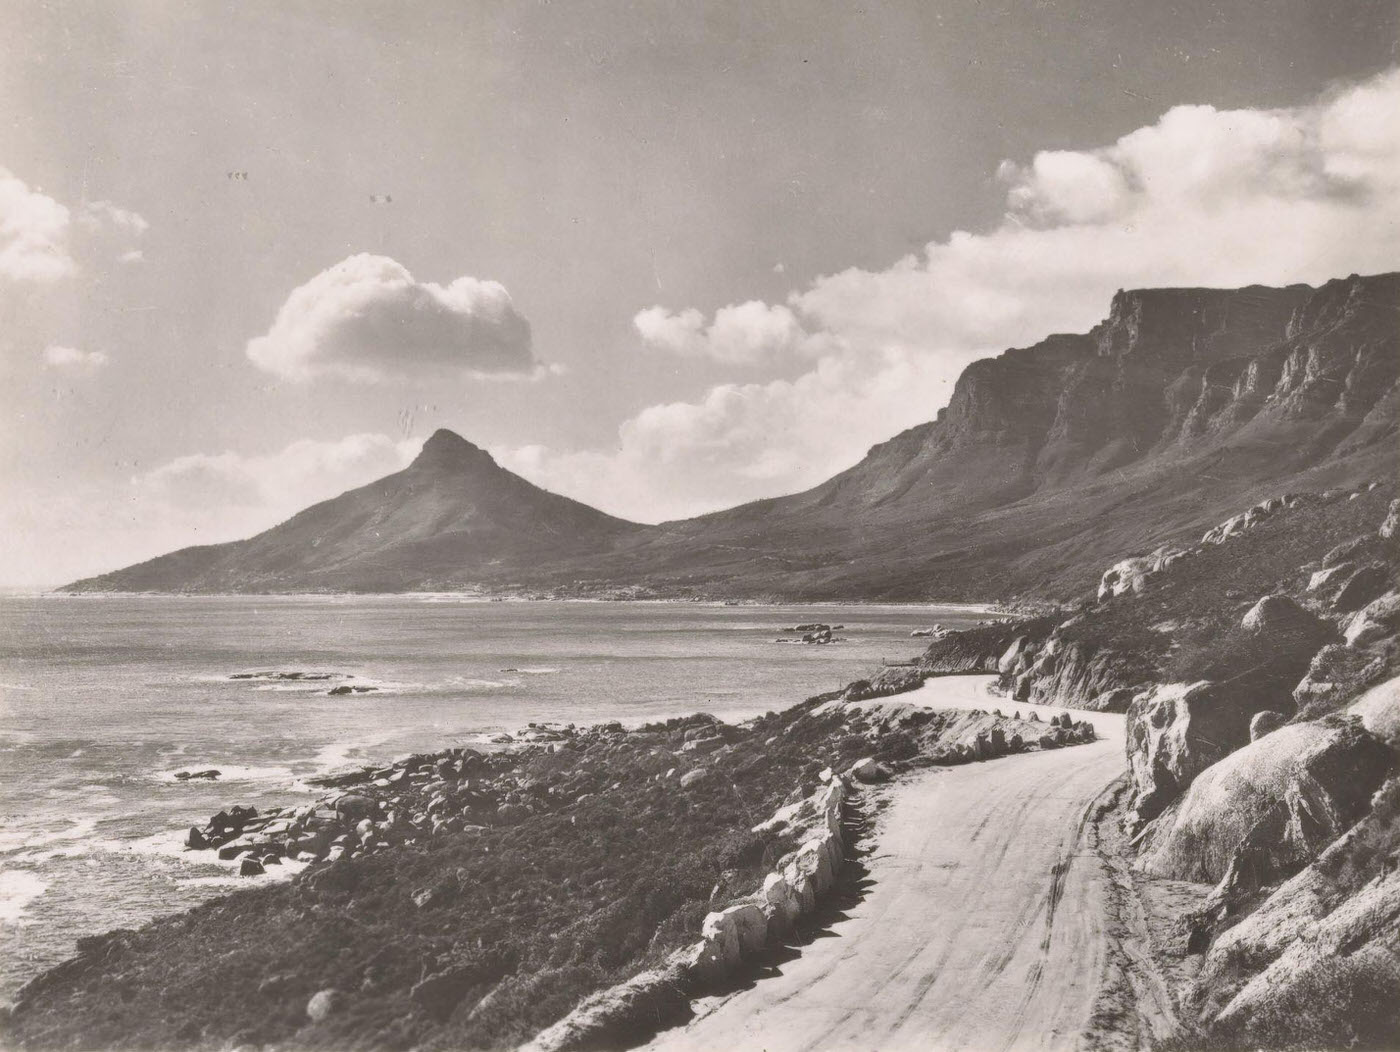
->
648, 676, 1128, 1052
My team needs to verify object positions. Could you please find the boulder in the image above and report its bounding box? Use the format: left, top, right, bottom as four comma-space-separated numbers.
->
713, 903, 767, 958
1241, 595, 1325, 637
998, 637, 1029, 674
1136, 718, 1392, 894
238, 856, 265, 877
1126, 681, 1277, 829
185, 826, 208, 850
790, 837, 838, 895
694, 911, 742, 977
1249, 711, 1287, 741
216, 839, 254, 861
306, 989, 342, 1023
1381, 498, 1399, 541
1348, 674, 1400, 746
762, 872, 803, 932
333, 794, 377, 823
1306, 563, 1353, 592
678, 769, 708, 789
849, 757, 887, 783
1344, 591, 1400, 647
1330, 563, 1393, 614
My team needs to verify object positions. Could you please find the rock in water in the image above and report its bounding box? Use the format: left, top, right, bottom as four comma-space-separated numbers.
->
238, 856, 265, 877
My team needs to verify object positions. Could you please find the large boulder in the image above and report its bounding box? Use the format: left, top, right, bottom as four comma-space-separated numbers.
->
848, 757, 888, 784
1134, 717, 1392, 890
1330, 563, 1394, 615
761, 872, 803, 932
1344, 592, 1400, 647
1307, 563, 1353, 593
1349, 674, 1400, 746
333, 794, 378, 823
1126, 681, 1289, 828
1240, 595, 1326, 638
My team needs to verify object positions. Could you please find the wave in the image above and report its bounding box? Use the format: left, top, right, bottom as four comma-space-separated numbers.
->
0, 869, 49, 924
0, 816, 100, 856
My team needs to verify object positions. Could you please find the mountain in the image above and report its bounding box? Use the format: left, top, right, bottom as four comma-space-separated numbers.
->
64, 430, 642, 593
65, 272, 1399, 599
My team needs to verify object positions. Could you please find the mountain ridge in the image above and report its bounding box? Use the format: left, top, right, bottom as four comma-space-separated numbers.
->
64, 271, 1400, 599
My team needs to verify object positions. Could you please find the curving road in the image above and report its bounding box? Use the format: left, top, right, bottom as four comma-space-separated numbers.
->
647, 676, 1128, 1052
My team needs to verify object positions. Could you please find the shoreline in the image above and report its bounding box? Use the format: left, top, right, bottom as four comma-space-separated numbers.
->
2, 659, 1107, 1050
13, 591, 1006, 612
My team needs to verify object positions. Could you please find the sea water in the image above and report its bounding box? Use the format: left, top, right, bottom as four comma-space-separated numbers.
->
0, 594, 990, 1001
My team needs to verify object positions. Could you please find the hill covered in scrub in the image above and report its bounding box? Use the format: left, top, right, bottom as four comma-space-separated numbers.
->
66, 272, 1399, 600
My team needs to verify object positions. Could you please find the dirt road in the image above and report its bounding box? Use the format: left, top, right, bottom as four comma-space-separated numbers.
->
647, 676, 1128, 1052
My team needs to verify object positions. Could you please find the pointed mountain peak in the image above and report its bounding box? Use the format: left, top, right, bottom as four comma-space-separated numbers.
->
410, 428, 498, 473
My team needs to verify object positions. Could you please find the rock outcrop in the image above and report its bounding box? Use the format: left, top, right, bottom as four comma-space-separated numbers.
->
1344, 591, 1400, 647
1125, 682, 1235, 828
1097, 545, 1188, 599
1134, 717, 1391, 891
1193, 776, 1400, 1049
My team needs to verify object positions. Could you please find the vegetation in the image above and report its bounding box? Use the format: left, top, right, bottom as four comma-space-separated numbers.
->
4, 691, 1030, 1051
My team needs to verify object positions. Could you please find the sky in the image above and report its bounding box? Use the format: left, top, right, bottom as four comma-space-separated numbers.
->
1, 0, 1398, 587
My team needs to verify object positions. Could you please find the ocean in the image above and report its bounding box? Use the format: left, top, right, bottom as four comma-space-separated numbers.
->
0, 595, 990, 1002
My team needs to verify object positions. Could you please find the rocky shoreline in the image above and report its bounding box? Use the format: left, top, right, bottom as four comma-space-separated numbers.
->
2, 658, 1096, 1051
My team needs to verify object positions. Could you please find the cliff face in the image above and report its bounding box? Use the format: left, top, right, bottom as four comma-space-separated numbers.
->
66, 273, 1399, 597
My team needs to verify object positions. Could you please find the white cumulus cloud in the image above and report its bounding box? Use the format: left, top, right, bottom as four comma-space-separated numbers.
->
634, 300, 825, 364
503, 68, 1400, 521
0, 169, 148, 282
246, 254, 538, 382
0, 168, 73, 282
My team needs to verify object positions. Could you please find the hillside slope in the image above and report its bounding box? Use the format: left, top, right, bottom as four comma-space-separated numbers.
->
66, 272, 1399, 598
66, 430, 643, 593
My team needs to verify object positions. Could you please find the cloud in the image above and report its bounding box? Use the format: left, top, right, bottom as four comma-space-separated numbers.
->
246, 254, 538, 382
634, 300, 825, 364
0, 169, 148, 283
0, 168, 73, 281
136, 432, 418, 520
42, 345, 110, 372
502, 68, 1400, 521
